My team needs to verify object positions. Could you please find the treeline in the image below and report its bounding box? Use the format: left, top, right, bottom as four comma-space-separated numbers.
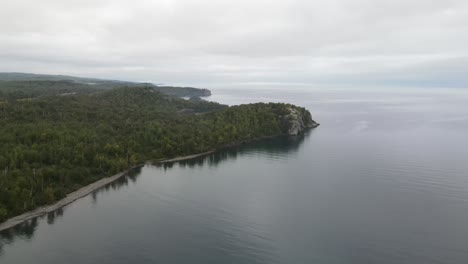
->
0, 80, 100, 100
0, 85, 312, 222
0, 79, 212, 100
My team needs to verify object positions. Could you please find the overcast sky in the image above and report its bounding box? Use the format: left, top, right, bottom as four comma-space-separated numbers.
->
1, 0, 467, 87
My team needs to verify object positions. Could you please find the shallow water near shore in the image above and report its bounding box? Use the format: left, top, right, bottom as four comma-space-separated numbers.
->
1, 87, 468, 263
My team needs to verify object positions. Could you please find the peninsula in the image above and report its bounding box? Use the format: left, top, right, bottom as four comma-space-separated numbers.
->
0, 73, 318, 227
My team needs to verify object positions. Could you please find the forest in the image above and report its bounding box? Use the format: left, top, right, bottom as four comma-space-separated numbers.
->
0, 73, 211, 98
0, 81, 313, 222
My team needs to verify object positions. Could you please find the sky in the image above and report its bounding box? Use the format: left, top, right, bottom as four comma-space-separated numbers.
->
1, 0, 467, 87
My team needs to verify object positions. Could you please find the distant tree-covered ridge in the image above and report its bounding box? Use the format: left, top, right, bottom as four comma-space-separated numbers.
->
0, 83, 317, 222
0, 72, 211, 98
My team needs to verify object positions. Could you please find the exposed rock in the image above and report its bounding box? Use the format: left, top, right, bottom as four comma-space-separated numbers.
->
283, 106, 320, 135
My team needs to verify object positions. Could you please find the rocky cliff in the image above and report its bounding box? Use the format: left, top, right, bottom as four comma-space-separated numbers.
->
283, 106, 320, 135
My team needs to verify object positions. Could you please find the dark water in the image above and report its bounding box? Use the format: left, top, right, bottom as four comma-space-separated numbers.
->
2, 87, 468, 264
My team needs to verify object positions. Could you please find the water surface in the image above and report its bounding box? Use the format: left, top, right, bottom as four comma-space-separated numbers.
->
1, 87, 468, 263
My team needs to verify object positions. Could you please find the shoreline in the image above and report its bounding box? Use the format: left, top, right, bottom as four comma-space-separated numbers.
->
0, 129, 317, 232
0, 151, 216, 232
0, 171, 127, 232
157, 150, 216, 163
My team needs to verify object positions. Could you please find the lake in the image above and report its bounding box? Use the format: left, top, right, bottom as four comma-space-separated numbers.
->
1, 86, 468, 263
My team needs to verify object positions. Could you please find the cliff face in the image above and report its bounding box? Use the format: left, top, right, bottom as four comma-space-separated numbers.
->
283, 106, 320, 135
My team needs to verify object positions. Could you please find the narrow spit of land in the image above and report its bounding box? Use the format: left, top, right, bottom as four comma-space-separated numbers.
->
0, 151, 216, 232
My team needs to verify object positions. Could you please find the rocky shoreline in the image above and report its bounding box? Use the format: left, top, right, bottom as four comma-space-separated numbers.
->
0, 171, 128, 232
0, 149, 220, 232
0, 147, 253, 231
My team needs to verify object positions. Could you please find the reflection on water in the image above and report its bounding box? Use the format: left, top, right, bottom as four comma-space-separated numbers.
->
0, 166, 146, 249
0, 218, 37, 256
91, 165, 143, 202
160, 133, 310, 170
0, 134, 309, 261
0, 209, 65, 256
2, 87, 468, 264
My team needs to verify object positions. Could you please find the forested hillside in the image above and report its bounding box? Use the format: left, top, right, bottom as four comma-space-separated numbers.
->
0, 72, 211, 98
0, 84, 315, 222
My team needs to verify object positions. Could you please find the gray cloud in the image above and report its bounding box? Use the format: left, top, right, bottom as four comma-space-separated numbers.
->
1, 0, 467, 87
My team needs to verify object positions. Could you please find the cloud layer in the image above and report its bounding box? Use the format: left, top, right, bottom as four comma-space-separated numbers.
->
1, 0, 467, 87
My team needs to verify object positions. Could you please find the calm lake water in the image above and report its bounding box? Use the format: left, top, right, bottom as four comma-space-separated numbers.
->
1, 87, 468, 263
